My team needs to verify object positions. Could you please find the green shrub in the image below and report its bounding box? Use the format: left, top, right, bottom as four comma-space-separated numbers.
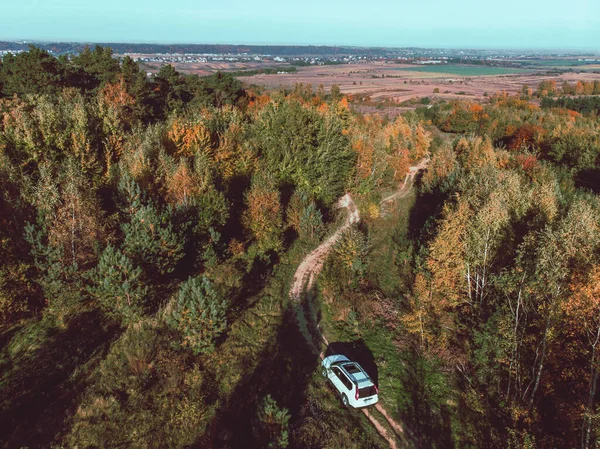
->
88, 245, 149, 323
166, 276, 227, 354
322, 228, 370, 295
299, 201, 324, 243
254, 394, 290, 449
122, 204, 184, 277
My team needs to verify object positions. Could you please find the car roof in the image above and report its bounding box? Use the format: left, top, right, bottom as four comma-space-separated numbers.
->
337, 362, 373, 386
324, 355, 375, 387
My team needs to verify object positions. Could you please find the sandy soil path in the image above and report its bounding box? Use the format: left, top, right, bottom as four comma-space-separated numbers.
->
288, 160, 429, 449
381, 158, 429, 206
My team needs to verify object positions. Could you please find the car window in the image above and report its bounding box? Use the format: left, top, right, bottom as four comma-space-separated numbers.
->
332, 367, 353, 390
343, 363, 361, 375
331, 367, 343, 382
358, 385, 377, 398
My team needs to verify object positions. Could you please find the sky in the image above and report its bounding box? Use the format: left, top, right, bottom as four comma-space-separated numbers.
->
0, 0, 599, 50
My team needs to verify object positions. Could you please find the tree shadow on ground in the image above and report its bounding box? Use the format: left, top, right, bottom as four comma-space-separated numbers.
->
221, 174, 252, 244
325, 340, 379, 387
407, 172, 449, 245
0, 322, 25, 355
0, 309, 120, 448
226, 255, 276, 320
197, 306, 321, 449
397, 348, 453, 449
576, 169, 600, 194
305, 274, 378, 387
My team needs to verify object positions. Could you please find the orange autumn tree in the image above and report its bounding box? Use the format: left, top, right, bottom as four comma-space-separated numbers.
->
353, 136, 375, 181
384, 116, 430, 181
213, 108, 256, 182
64, 90, 99, 177
243, 170, 283, 256
97, 77, 137, 168
454, 136, 496, 172
402, 272, 440, 349
346, 112, 430, 191
29, 157, 107, 274
468, 103, 490, 134
507, 124, 545, 151
406, 197, 472, 348
246, 89, 272, 113
163, 158, 203, 207
348, 115, 386, 188
386, 146, 410, 183
0, 91, 101, 176
414, 122, 432, 160
167, 115, 212, 158
421, 142, 457, 192
537, 80, 557, 97
426, 198, 471, 309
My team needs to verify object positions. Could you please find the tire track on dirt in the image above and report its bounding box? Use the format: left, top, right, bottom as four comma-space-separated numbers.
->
289, 160, 428, 449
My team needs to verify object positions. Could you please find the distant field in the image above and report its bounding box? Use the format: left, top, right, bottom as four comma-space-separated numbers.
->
522, 59, 599, 67
233, 62, 600, 111
394, 65, 531, 76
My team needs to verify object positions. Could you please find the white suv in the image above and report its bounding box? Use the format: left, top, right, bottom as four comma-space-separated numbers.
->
321, 354, 379, 408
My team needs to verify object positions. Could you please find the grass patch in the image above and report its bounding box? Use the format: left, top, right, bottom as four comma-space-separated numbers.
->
0, 310, 120, 447
296, 370, 389, 449
367, 188, 417, 296
317, 191, 417, 406
315, 187, 469, 448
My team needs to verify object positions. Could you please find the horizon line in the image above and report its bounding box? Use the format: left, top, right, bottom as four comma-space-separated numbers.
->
1, 38, 599, 54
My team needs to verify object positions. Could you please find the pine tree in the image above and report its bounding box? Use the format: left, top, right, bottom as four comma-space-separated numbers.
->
299, 201, 324, 243
253, 99, 354, 206
1, 46, 62, 97
254, 394, 290, 449
24, 220, 81, 323
165, 276, 227, 354
119, 175, 184, 277
88, 245, 149, 323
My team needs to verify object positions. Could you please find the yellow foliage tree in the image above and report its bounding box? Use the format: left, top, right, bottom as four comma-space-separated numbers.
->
168, 117, 212, 158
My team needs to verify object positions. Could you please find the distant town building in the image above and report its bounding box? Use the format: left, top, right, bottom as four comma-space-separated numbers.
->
413, 60, 444, 65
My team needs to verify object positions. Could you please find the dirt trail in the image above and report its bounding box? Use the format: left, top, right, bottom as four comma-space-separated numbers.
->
289, 160, 428, 449
381, 158, 429, 206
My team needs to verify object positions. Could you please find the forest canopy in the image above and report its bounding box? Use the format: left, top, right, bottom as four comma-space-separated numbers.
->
1, 45, 600, 449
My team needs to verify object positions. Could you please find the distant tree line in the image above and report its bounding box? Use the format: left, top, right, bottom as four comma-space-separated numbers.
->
0, 45, 247, 122
0, 42, 388, 57
228, 67, 297, 77
541, 95, 600, 115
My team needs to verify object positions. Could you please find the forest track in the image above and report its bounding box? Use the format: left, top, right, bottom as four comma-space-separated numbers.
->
380, 158, 429, 207
289, 159, 429, 449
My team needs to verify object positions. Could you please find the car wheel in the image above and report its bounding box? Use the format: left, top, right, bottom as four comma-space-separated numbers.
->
342, 394, 349, 407
322, 367, 328, 378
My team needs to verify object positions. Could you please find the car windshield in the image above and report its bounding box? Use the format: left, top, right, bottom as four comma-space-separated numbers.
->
358, 385, 377, 398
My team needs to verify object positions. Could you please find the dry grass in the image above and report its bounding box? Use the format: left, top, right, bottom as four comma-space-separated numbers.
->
240, 62, 600, 105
